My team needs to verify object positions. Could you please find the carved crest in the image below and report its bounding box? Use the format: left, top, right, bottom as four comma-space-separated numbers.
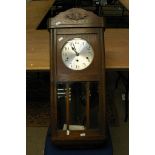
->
49, 8, 104, 28
65, 12, 88, 21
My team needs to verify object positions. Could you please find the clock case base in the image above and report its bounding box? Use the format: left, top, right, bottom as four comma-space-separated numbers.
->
51, 133, 107, 148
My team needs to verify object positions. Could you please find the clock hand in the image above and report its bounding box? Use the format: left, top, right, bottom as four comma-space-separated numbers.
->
70, 43, 79, 56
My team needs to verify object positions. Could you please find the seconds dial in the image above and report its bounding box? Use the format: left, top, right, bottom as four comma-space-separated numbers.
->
61, 38, 94, 70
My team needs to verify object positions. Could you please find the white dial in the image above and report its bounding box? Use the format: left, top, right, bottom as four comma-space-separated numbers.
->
61, 38, 94, 70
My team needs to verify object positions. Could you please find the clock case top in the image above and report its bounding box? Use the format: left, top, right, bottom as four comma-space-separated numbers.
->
48, 8, 106, 147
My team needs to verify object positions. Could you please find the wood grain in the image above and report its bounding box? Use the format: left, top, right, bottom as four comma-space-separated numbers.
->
26, 29, 50, 70
26, 0, 54, 29
105, 29, 129, 69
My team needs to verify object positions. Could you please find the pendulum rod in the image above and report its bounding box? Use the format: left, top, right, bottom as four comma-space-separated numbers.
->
86, 82, 90, 129
66, 83, 70, 130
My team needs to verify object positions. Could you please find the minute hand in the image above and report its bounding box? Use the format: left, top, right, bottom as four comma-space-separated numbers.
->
71, 44, 79, 56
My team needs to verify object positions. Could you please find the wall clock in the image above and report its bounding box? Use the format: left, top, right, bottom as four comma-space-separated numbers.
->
48, 8, 106, 147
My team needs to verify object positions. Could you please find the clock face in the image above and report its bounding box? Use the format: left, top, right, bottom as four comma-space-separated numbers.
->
61, 38, 94, 70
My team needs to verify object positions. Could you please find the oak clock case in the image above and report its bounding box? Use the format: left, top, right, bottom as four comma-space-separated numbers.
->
48, 8, 106, 147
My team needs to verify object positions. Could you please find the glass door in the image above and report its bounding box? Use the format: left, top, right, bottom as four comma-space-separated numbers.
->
56, 81, 99, 132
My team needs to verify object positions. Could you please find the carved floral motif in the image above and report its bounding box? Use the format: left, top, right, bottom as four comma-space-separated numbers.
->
65, 12, 88, 21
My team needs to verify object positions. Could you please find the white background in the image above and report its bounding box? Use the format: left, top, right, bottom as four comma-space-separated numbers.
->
130, 0, 155, 154
0, 0, 26, 154
0, 0, 155, 154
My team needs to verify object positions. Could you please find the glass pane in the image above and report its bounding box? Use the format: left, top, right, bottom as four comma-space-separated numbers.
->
90, 82, 99, 129
69, 82, 86, 131
57, 83, 66, 130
